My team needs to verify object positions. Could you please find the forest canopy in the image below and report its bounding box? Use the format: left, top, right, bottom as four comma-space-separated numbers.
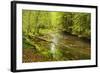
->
22, 10, 91, 39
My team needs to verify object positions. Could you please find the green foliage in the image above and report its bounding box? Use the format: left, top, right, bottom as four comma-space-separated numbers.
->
22, 10, 91, 38
22, 10, 91, 62
72, 13, 91, 38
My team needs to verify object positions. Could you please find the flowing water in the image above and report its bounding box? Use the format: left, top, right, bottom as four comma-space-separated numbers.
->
50, 34, 58, 58
23, 33, 91, 62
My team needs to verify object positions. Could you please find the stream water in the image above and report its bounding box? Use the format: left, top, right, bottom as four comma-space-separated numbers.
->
23, 33, 91, 62
50, 34, 58, 58
49, 33, 90, 60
